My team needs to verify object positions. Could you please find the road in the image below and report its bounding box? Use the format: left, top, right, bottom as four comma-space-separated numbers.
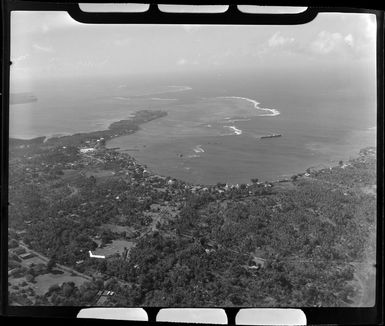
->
18, 241, 92, 281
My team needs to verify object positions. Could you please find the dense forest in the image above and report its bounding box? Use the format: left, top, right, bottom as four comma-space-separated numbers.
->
8, 111, 376, 307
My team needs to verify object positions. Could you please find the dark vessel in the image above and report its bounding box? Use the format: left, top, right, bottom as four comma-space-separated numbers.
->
261, 134, 282, 139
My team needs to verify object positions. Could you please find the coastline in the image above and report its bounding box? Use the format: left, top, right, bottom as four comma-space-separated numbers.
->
10, 109, 168, 148
8, 108, 377, 307
10, 109, 375, 188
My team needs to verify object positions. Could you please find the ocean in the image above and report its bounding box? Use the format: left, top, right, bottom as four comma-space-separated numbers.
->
10, 68, 377, 184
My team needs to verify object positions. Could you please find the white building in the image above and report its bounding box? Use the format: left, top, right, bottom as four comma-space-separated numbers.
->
80, 148, 95, 154
89, 250, 105, 259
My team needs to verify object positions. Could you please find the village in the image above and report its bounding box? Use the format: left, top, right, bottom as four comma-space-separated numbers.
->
8, 125, 295, 306
8, 109, 376, 306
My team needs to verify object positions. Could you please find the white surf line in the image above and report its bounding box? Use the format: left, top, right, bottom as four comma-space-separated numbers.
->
218, 96, 280, 116
193, 145, 205, 153
150, 97, 177, 101
224, 125, 242, 135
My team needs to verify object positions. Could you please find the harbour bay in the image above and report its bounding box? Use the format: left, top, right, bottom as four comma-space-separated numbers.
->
11, 70, 376, 185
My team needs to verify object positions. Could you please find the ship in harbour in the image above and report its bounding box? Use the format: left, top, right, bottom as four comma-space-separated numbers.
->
260, 134, 282, 139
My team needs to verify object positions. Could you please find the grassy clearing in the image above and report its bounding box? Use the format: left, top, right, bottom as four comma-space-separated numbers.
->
93, 239, 136, 257
85, 169, 115, 179
33, 270, 88, 296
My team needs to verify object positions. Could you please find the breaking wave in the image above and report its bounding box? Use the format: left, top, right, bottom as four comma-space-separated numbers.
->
193, 145, 205, 153
219, 96, 280, 117
224, 125, 242, 135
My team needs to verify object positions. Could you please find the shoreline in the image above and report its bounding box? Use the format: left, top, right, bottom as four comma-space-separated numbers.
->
8, 109, 377, 307
10, 109, 376, 188
9, 109, 168, 147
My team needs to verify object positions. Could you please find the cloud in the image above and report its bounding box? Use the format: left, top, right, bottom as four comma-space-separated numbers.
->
12, 12, 81, 36
310, 31, 343, 54
113, 37, 131, 46
309, 31, 359, 56
33, 43, 54, 53
268, 32, 295, 48
13, 54, 29, 62
176, 57, 201, 67
344, 34, 354, 47
177, 58, 187, 65
362, 14, 376, 39
253, 32, 297, 58
41, 23, 50, 33
306, 29, 375, 60
255, 28, 366, 61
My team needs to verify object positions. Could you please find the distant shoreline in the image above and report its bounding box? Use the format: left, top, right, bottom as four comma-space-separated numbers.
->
9, 109, 168, 147
9, 108, 376, 187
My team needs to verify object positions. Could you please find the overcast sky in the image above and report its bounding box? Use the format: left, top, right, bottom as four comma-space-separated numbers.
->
10, 10, 376, 82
